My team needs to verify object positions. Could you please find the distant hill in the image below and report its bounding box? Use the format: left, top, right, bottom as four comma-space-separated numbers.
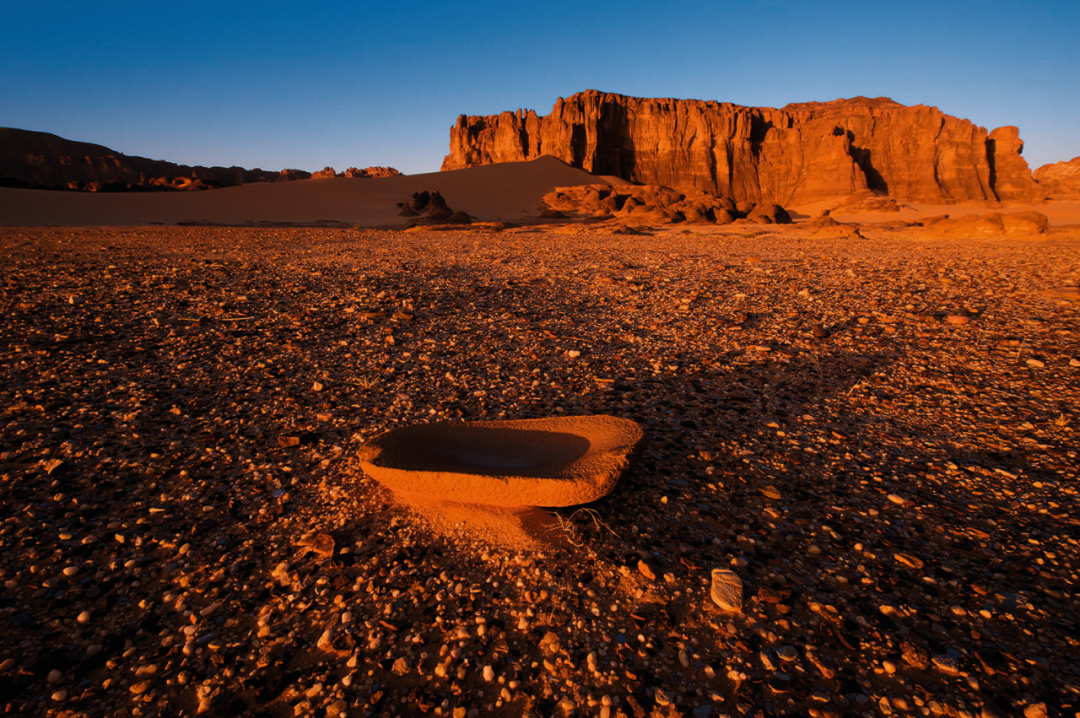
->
0, 128, 396, 192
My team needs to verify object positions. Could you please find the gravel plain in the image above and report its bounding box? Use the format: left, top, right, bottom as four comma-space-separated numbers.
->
1, 223, 1078, 718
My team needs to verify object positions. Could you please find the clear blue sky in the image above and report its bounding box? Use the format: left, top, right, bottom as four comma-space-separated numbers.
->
2, 0, 1077, 175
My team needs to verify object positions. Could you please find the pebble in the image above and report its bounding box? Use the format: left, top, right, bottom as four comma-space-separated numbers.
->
51, 689, 67, 702
637, 560, 656, 581
2, 227, 1076, 718
47, 669, 62, 683
894, 552, 924, 569
710, 569, 743, 612
944, 315, 969, 324
932, 654, 960, 675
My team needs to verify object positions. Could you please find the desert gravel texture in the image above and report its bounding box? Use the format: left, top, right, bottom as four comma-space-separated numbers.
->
1, 223, 1079, 718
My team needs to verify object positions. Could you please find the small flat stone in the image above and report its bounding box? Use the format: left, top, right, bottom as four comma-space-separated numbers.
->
637, 560, 656, 581
894, 553, 924, 569
944, 315, 969, 325
710, 569, 743, 612
932, 654, 960, 675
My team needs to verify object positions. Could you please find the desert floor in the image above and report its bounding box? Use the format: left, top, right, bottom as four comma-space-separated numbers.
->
1, 222, 1078, 718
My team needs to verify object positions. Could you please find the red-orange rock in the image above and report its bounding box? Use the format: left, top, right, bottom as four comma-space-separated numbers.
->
442, 91, 1045, 205
1033, 156, 1080, 195
344, 166, 403, 178
988, 127, 1047, 201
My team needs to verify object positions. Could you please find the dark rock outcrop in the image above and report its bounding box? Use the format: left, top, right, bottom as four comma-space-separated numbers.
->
397, 190, 471, 225
541, 184, 791, 226
0, 128, 317, 191
442, 90, 1047, 205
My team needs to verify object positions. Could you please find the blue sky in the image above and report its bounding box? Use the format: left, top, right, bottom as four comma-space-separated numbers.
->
2, 0, 1077, 175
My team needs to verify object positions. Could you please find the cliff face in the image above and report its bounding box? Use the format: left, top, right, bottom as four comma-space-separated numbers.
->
442, 90, 1046, 204
0, 128, 312, 190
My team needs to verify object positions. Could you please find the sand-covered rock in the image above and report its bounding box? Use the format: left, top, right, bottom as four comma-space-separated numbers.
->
929, 211, 1049, 237
357, 415, 645, 507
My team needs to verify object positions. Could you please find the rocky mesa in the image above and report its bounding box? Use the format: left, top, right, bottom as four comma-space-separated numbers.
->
442, 90, 1047, 205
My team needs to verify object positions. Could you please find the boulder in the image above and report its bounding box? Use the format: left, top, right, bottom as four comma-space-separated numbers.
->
357, 415, 646, 507
930, 211, 1049, 238
442, 91, 1046, 204
747, 203, 792, 224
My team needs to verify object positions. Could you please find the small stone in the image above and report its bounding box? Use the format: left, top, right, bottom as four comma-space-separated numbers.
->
654, 689, 672, 706
391, 657, 411, 676
887, 493, 906, 506
0, 659, 15, 672
47, 669, 62, 683
312, 381, 324, 392
883, 660, 898, 674
894, 553, 924, 569
1023, 703, 1050, 718
77, 611, 91, 624
637, 560, 656, 581
1025, 358, 1045, 368
901, 640, 930, 670
760, 485, 781, 500
944, 315, 969, 325
483, 665, 495, 682
326, 699, 348, 717
811, 324, 830, 339
567, 350, 581, 358
776, 646, 798, 662
932, 654, 960, 675
759, 650, 777, 671
130, 680, 151, 694
710, 569, 743, 612
278, 435, 300, 448
51, 689, 68, 702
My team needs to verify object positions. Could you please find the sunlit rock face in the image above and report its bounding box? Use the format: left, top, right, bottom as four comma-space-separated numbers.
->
442, 90, 1047, 204
1034, 155, 1080, 195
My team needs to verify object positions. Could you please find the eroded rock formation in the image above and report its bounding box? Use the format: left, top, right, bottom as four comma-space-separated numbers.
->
542, 184, 791, 226
443, 90, 1047, 205
1033, 156, 1080, 195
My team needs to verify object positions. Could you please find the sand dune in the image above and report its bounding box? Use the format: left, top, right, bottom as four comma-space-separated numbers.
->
0, 155, 628, 227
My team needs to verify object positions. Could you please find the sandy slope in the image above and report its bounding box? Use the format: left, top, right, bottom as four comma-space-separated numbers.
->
0, 156, 628, 227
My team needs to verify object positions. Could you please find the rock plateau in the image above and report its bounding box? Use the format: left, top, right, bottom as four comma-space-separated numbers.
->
442, 90, 1048, 205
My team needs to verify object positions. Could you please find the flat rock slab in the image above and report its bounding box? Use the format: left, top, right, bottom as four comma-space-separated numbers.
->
711, 569, 744, 613
357, 415, 646, 507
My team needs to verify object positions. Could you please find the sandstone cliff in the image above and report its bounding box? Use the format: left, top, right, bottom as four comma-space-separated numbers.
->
1033, 156, 1080, 195
0, 128, 314, 190
442, 90, 1047, 205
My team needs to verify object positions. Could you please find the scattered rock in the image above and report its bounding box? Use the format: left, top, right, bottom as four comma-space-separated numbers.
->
710, 569, 743, 612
